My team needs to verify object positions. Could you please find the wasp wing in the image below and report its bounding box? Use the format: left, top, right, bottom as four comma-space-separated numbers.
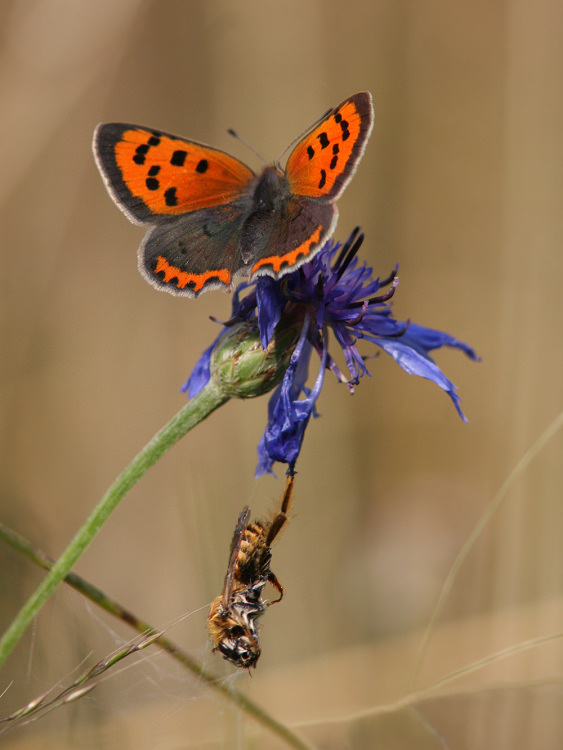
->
221, 506, 251, 609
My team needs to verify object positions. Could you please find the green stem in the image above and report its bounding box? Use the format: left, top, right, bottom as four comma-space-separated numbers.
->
0, 523, 315, 750
0, 382, 229, 670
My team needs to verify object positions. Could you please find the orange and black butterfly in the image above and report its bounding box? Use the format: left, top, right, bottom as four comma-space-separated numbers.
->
93, 93, 373, 297
207, 474, 295, 669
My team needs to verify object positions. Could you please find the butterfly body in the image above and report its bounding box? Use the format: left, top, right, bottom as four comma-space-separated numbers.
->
235, 165, 294, 263
94, 92, 373, 297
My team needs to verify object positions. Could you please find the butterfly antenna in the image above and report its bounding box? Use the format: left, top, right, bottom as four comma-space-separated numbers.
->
276, 106, 333, 168
227, 129, 268, 165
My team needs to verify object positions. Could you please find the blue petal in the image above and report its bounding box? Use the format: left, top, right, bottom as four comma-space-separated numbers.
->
230, 280, 253, 316
398, 323, 479, 361
255, 276, 286, 348
256, 316, 326, 477
180, 338, 217, 398
331, 323, 368, 382
368, 330, 475, 421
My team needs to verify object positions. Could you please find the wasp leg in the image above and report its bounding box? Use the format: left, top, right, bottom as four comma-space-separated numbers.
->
266, 512, 287, 546
280, 473, 295, 515
266, 474, 295, 546
267, 571, 284, 604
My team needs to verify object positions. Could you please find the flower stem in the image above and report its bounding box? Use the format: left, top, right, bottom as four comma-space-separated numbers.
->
0, 382, 229, 669
0, 522, 315, 750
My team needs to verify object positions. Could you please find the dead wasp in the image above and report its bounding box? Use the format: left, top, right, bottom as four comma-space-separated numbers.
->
208, 473, 294, 669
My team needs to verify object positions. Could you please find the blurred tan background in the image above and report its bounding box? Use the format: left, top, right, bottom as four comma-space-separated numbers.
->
1, 1, 563, 748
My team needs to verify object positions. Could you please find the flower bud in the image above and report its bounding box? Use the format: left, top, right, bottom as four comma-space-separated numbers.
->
210, 315, 302, 399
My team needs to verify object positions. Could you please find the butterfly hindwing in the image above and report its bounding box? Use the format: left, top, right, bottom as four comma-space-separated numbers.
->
250, 196, 337, 278
285, 92, 374, 202
93, 123, 255, 225
139, 199, 253, 297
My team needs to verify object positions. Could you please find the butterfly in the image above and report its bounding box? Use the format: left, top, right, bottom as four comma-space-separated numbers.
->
93, 92, 374, 298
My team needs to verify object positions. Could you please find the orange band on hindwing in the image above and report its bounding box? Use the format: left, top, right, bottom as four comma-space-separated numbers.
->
154, 256, 231, 292
251, 226, 323, 276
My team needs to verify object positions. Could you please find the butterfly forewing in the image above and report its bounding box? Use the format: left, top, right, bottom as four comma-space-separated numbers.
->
285, 92, 374, 202
94, 124, 255, 224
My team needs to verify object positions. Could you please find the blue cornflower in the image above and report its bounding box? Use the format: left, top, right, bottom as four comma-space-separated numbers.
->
183, 228, 478, 477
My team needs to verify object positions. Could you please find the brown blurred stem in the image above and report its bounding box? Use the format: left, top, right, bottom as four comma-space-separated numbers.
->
0, 522, 314, 750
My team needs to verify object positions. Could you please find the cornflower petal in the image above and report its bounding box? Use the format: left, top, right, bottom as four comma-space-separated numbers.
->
256, 276, 286, 348
182, 228, 478, 477
181, 339, 216, 398
256, 314, 327, 477
369, 334, 469, 421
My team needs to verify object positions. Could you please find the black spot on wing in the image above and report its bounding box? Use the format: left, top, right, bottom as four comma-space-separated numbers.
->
330, 143, 339, 169
171, 150, 187, 167
317, 132, 329, 149
133, 143, 149, 165
164, 187, 178, 206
